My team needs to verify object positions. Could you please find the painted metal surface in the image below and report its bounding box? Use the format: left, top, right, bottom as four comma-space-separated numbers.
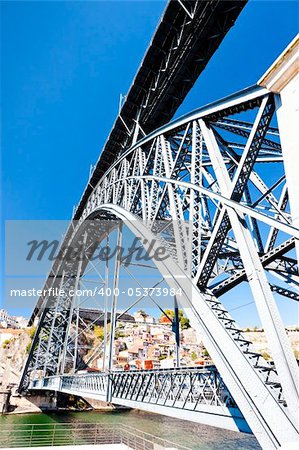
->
29, 367, 250, 433
18, 3, 299, 449
20, 85, 299, 449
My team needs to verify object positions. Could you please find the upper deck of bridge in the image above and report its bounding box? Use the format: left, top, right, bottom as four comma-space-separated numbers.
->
73, 0, 246, 221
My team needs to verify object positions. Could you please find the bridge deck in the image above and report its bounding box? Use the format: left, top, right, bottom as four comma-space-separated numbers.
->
73, 0, 246, 221
29, 368, 250, 433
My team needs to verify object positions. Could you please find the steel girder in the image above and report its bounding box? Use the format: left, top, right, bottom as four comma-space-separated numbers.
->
19, 218, 118, 390
74, 0, 247, 221
21, 86, 299, 448
29, 367, 250, 433
92, 203, 298, 449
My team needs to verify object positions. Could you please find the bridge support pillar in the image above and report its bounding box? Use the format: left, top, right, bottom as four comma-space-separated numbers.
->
173, 296, 180, 368
107, 223, 123, 402
0, 389, 11, 414
259, 35, 299, 262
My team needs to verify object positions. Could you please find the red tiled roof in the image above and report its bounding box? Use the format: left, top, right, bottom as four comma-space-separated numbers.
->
159, 316, 172, 324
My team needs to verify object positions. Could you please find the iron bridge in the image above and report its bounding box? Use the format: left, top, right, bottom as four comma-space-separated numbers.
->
30, 367, 249, 433
19, 2, 298, 450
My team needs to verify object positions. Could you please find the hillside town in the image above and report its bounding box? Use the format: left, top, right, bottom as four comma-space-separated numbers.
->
1, 307, 298, 384
0, 309, 29, 349
95, 310, 212, 371
0, 309, 28, 330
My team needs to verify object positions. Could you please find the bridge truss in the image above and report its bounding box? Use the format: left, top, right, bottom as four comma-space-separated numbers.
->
31, 367, 250, 433
19, 1, 298, 449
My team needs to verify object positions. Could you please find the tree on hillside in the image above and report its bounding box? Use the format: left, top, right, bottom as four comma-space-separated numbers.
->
191, 351, 197, 361
160, 309, 190, 329
137, 309, 148, 318
94, 325, 105, 341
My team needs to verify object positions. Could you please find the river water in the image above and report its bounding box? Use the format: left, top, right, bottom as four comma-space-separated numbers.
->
0, 410, 261, 449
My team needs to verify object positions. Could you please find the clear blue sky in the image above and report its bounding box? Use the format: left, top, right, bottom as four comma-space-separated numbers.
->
1, 0, 298, 324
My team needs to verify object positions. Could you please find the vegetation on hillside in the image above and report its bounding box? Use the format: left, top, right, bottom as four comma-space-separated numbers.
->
160, 309, 190, 329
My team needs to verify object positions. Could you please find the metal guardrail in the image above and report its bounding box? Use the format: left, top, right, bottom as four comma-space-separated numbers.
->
31, 366, 235, 409
0, 422, 192, 449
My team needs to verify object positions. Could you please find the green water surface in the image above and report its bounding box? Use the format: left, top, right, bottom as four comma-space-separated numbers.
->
0, 410, 261, 450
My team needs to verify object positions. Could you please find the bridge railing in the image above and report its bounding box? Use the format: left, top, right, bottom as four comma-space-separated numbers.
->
110, 367, 235, 409
61, 372, 108, 394
0, 422, 192, 449
30, 366, 236, 409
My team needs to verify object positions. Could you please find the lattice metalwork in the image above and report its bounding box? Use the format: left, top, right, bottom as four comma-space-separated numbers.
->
17, 1, 299, 447
20, 83, 299, 449
29, 368, 248, 430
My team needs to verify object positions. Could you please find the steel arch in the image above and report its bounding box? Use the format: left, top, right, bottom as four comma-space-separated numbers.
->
20, 85, 299, 449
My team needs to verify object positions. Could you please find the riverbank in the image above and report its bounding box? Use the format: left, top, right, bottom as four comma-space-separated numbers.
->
1, 387, 124, 415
